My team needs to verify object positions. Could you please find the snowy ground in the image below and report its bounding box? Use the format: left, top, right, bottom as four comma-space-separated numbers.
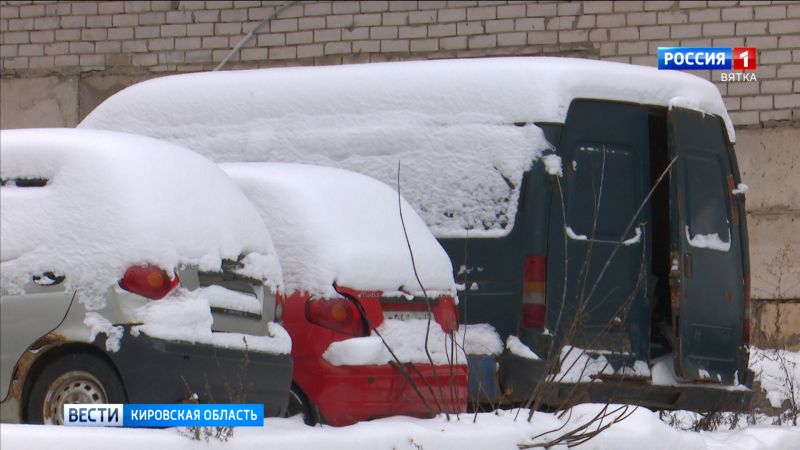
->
2, 347, 798, 449
2, 405, 797, 450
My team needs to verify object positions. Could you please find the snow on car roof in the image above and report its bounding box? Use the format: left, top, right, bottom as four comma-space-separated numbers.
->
80, 57, 733, 237
221, 163, 455, 297
0, 129, 282, 308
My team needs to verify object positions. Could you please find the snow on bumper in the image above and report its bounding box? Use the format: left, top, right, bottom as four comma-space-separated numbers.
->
322, 319, 467, 366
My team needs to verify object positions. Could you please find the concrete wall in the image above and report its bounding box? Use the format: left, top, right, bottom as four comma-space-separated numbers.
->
0, 75, 78, 127
737, 126, 800, 349
1, 0, 798, 347
737, 126, 800, 298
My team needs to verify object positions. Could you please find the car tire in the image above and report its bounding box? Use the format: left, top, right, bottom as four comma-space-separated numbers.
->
26, 352, 126, 424
285, 384, 317, 426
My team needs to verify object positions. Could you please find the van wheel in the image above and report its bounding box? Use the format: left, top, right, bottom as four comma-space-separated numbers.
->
26, 353, 126, 425
285, 384, 317, 425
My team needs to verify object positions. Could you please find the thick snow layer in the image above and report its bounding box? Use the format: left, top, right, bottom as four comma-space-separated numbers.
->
650, 354, 747, 391
542, 154, 563, 176
560, 404, 798, 450
617, 360, 651, 377
685, 226, 731, 252
321, 336, 388, 366
661, 347, 800, 429
565, 226, 588, 241
322, 318, 465, 366
459, 323, 504, 356
556, 346, 614, 383
506, 336, 540, 360
733, 183, 749, 195
661, 408, 796, 430
623, 226, 643, 246
3, 405, 796, 450
554, 346, 652, 382
83, 312, 123, 353
651, 355, 683, 386
750, 347, 800, 409
222, 163, 455, 296
0, 129, 282, 309
199, 285, 262, 315
132, 288, 290, 354
81, 58, 732, 237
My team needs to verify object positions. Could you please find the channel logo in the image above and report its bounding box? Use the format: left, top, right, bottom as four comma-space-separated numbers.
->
732, 47, 757, 71
64, 404, 123, 427
63, 404, 265, 427
658, 47, 757, 71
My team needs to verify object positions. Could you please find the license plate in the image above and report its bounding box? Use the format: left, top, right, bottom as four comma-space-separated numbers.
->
382, 311, 432, 321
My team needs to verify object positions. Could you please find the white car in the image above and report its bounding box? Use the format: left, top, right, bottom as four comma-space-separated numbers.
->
0, 129, 291, 424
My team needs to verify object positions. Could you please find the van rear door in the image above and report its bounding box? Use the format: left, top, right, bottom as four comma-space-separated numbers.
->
667, 107, 746, 384
546, 99, 652, 368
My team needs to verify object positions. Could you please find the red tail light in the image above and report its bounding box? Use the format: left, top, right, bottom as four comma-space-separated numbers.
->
743, 271, 751, 344
524, 255, 547, 283
306, 297, 367, 336
434, 296, 459, 333
523, 304, 546, 329
119, 265, 178, 300
522, 255, 547, 328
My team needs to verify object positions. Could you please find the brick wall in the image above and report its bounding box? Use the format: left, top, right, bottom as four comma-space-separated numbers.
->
1, 0, 799, 128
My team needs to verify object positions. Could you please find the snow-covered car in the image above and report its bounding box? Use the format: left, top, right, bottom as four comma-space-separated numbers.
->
222, 163, 468, 426
0, 129, 292, 424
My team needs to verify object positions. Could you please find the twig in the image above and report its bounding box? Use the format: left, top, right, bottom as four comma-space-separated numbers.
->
520, 404, 637, 449
396, 160, 450, 418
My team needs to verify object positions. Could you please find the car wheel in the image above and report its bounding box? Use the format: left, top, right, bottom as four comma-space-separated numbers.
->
26, 352, 126, 425
285, 384, 317, 425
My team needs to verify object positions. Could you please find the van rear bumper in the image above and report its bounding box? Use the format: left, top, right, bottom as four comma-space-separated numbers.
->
498, 353, 753, 412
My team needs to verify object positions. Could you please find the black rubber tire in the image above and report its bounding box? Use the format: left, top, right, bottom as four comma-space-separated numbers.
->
26, 352, 126, 424
284, 384, 317, 425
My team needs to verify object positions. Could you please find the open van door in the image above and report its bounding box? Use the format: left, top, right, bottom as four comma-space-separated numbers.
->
668, 107, 746, 384
547, 100, 652, 369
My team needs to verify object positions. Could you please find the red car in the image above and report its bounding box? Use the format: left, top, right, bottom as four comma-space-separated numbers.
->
223, 162, 468, 426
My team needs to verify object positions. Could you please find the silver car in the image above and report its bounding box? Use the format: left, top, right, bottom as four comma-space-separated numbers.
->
0, 129, 292, 424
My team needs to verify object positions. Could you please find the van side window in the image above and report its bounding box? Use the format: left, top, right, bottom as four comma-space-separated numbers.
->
684, 152, 730, 237
566, 143, 641, 241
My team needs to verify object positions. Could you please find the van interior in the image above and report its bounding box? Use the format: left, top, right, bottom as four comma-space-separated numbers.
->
647, 107, 674, 361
